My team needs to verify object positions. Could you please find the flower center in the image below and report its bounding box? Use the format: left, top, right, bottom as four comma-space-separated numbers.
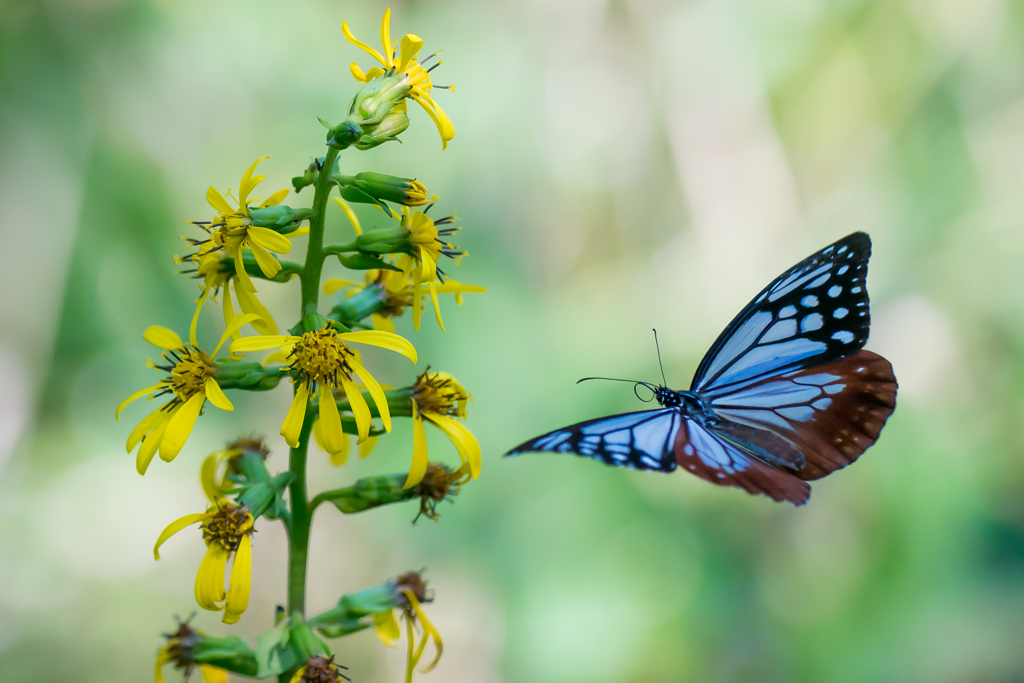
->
202, 504, 253, 552
289, 327, 356, 388
299, 656, 347, 683
166, 348, 214, 402
413, 369, 468, 418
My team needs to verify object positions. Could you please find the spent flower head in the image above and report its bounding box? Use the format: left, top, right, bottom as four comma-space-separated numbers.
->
155, 619, 229, 683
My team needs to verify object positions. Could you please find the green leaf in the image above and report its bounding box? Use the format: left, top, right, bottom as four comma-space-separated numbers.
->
256, 619, 296, 678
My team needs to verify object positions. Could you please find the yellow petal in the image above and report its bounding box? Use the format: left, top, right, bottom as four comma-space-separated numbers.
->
410, 90, 455, 149
404, 403, 428, 489
281, 383, 310, 448
116, 383, 163, 420
233, 247, 257, 293
318, 383, 347, 455
341, 377, 371, 443
338, 330, 417, 363
213, 312, 264, 357
428, 281, 444, 332
206, 186, 235, 215
412, 279, 423, 331
199, 665, 229, 683
195, 545, 229, 610
238, 156, 269, 205
143, 326, 183, 350
189, 286, 213, 348
247, 239, 282, 279
374, 610, 401, 646
397, 33, 424, 71
349, 62, 372, 83
370, 313, 395, 333
260, 188, 289, 208
424, 412, 481, 479
155, 649, 172, 683
159, 392, 205, 462
248, 225, 292, 254
380, 7, 394, 67
137, 411, 173, 475
153, 513, 208, 560
204, 378, 233, 411
350, 360, 391, 433
359, 436, 377, 458
201, 452, 226, 503
223, 533, 252, 624
332, 197, 362, 235
324, 278, 361, 295
342, 20, 388, 67
231, 335, 296, 354
222, 281, 239, 338
234, 281, 278, 336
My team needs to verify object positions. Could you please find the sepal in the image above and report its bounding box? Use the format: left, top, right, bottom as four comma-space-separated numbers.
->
336, 253, 402, 271
213, 359, 285, 391
228, 450, 294, 520
248, 205, 313, 232
317, 474, 418, 514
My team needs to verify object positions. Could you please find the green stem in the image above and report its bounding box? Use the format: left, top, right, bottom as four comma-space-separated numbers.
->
300, 146, 341, 309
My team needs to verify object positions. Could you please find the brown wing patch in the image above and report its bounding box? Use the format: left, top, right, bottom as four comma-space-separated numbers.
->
712, 350, 897, 481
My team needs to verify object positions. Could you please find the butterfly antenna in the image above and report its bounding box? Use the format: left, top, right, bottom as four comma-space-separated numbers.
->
653, 329, 668, 387
577, 376, 647, 385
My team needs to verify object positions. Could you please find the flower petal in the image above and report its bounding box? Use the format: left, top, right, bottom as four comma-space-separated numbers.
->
248, 225, 293, 254
234, 282, 278, 336
233, 247, 257, 293
143, 326, 183, 350
116, 383, 163, 420
374, 610, 401, 646
238, 156, 269, 205
204, 378, 234, 411
359, 436, 378, 459
247, 239, 282, 279
160, 392, 206, 462
324, 278, 361, 295
201, 451, 228, 503
350, 360, 391, 432
223, 533, 252, 624
404, 402, 429, 489
397, 33, 424, 72
342, 20, 388, 67
338, 330, 417, 363
410, 90, 455, 149
428, 281, 444, 332
206, 186, 235, 214
281, 383, 310, 448
199, 665, 230, 683
318, 383, 347, 455
260, 188, 289, 208
153, 513, 208, 560
213, 312, 263, 357
194, 545, 229, 610
424, 412, 481, 479
370, 313, 395, 333
137, 410, 173, 475
332, 197, 363, 235
231, 335, 296, 354
341, 376, 371, 443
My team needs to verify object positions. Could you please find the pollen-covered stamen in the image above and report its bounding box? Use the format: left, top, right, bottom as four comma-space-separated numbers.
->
300, 655, 351, 683
164, 346, 215, 404
287, 326, 357, 390
412, 367, 469, 418
201, 503, 254, 552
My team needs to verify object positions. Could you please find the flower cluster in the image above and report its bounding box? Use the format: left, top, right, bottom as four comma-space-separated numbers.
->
116, 8, 482, 682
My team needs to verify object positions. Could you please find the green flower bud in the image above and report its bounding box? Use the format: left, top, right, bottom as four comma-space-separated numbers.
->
352, 107, 410, 150
353, 226, 413, 255
348, 71, 410, 128
335, 172, 429, 207
248, 205, 313, 232
306, 572, 430, 639
229, 451, 295, 520
213, 359, 285, 392
158, 619, 259, 679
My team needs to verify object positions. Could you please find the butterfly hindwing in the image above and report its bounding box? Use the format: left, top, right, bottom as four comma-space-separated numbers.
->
691, 232, 873, 394
674, 419, 811, 505
505, 409, 682, 472
708, 349, 897, 481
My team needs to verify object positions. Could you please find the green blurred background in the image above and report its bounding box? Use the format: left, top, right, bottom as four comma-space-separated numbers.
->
2, 0, 1024, 680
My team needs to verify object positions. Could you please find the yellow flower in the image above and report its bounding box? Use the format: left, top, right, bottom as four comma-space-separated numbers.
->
116, 314, 261, 476
313, 412, 378, 467
154, 620, 229, 683
201, 437, 270, 503
343, 8, 455, 148
324, 267, 485, 333
230, 326, 417, 452
154, 503, 254, 624
396, 206, 467, 330
374, 572, 443, 683
191, 156, 294, 294
404, 368, 481, 488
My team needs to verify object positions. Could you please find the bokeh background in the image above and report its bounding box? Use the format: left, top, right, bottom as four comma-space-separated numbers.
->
2, 0, 1024, 680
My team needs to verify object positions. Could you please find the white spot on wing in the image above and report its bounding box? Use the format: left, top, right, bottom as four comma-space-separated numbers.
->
801, 313, 823, 332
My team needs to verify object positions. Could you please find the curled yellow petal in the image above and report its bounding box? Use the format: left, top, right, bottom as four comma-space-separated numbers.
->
213, 312, 264, 357
248, 225, 293, 254
374, 610, 401, 646
359, 436, 378, 459
143, 326, 183, 350
223, 533, 252, 624
247, 239, 282, 279
238, 156, 269, 205
195, 545, 229, 610
153, 512, 208, 560
404, 401, 429, 489
424, 411, 481, 479
350, 360, 391, 433
342, 19, 387, 66
318, 383, 347, 455
234, 281, 278, 336
136, 410, 173, 475
199, 665, 229, 683
159, 392, 205, 462
341, 376, 371, 443
281, 383, 310, 448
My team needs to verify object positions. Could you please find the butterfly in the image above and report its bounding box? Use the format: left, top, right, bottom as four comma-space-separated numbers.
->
505, 232, 897, 506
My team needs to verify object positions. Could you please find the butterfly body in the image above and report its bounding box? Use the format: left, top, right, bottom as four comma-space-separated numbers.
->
505, 232, 897, 506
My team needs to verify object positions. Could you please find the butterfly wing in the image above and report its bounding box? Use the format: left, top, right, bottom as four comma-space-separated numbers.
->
504, 409, 683, 472
674, 419, 811, 505
691, 232, 873, 394
706, 349, 897, 481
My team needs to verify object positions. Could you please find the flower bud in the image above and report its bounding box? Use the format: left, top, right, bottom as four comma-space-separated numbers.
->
213, 358, 285, 391
157, 619, 258, 679
248, 205, 313, 233
230, 450, 295, 520
348, 71, 410, 128
353, 226, 413, 255
336, 172, 429, 207
352, 107, 410, 150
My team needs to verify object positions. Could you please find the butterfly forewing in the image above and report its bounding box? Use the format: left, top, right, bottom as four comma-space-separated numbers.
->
709, 349, 897, 480
505, 409, 682, 472
691, 232, 872, 394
